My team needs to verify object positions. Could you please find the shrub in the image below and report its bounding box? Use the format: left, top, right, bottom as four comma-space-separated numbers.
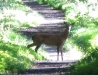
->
0, 41, 44, 74
35, 0, 98, 74
0, 0, 45, 74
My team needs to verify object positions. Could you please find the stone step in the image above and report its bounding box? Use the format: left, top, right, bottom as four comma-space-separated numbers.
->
35, 60, 76, 64
19, 60, 76, 74
34, 60, 76, 67
19, 66, 69, 74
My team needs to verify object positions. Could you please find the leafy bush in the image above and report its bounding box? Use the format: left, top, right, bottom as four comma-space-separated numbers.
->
0, 0, 45, 74
69, 47, 98, 75
71, 26, 98, 53
35, 0, 98, 74
69, 26, 98, 75
0, 41, 44, 74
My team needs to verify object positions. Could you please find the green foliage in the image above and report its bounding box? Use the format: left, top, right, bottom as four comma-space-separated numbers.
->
71, 26, 98, 53
0, 41, 44, 74
69, 47, 98, 75
0, 1, 27, 10
0, 0, 45, 74
69, 26, 98, 75
1, 0, 97, 74
0, 0, 22, 3
35, 0, 98, 74
1, 30, 27, 46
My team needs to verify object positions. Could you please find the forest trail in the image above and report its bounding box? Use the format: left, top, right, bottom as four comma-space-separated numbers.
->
18, 0, 81, 75
21, 0, 81, 61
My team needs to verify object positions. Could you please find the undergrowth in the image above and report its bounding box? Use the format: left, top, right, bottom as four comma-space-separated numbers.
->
35, 0, 98, 75
0, 41, 44, 74
0, 0, 45, 74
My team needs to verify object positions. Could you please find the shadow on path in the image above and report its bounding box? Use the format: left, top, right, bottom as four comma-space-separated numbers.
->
21, 0, 72, 61
23, 1, 65, 20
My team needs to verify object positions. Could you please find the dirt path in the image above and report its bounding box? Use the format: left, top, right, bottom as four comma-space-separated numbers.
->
23, 0, 65, 23
21, 0, 81, 61
18, 1, 81, 75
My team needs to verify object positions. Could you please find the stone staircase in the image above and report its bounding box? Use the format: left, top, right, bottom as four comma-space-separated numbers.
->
18, 1, 80, 75
19, 60, 76, 75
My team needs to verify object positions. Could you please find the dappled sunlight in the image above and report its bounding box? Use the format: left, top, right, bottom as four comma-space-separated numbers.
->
67, 46, 83, 60
37, 45, 83, 61
2, 30, 10, 43
66, 0, 98, 23
88, 0, 98, 18
89, 9, 98, 18
77, 2, 88, 15
0, 13, 4, 19
66, 2, 88, 21
90, 35, 98, 47
1, 30, 27, 46
2, 9, 45, 26
76, 28, 86, 34
38, 48, 49, 59
88, 0, 97, 4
